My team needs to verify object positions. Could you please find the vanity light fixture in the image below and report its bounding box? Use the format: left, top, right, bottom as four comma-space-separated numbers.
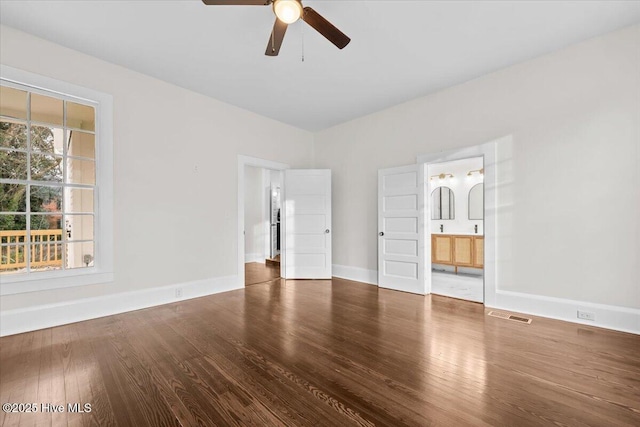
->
467, 168, 484, 177
430, 173, 454, 181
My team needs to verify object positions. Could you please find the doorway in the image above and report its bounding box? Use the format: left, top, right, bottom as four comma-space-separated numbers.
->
237, 156, 333, 286
427, 157, 484, 303
237, 155, 289, 287
243, 165, 282, 286
378, 137, 503, 304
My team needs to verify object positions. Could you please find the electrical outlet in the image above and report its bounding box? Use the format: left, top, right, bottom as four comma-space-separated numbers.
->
175, 288, 183, 299
577, 310, 595, 321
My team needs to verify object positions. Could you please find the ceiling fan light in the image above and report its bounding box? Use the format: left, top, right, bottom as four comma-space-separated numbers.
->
273, 0, 302, 24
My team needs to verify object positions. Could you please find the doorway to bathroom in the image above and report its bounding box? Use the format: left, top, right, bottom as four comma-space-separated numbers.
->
427, 157, 484, 303
377, 137, 501, 303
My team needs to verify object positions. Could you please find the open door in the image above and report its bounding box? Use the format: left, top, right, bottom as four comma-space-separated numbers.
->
378, 164, 425, 294
283, 169, 332, 279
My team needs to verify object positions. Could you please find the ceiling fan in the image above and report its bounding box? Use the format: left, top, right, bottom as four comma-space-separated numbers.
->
202, 0, 351, 56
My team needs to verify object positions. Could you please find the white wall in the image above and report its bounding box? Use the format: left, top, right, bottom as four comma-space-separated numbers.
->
0, 25, 313, 315
244, 165, 264, 262
314, 25, 640, 310
428, 157, 484, 235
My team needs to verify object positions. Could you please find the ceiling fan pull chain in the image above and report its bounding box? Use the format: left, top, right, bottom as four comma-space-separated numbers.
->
301, 19, 305, 62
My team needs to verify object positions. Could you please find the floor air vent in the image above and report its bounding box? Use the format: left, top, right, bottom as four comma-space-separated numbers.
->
488, 311, 532, 324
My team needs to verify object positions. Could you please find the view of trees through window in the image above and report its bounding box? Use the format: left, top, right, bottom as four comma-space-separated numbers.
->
1, 123, 63, 230
0, 84, 96, 275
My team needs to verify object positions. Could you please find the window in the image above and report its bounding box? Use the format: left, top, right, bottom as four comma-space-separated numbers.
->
0, 65, 113, 294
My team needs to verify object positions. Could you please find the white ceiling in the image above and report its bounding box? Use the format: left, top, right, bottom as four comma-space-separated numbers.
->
1, 1, 639, 131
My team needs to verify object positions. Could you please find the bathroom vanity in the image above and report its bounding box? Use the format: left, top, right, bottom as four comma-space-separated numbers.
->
432, 234, 483, 273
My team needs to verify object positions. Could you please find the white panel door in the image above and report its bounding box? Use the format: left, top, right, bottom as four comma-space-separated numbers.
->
283, 169, 332, 279
378, 164, 425, 294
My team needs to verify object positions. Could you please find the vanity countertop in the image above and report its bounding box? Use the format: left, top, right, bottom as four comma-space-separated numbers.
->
433, 232, 484, 236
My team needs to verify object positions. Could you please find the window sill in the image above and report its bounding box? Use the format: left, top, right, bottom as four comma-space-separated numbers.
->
0, 269, 114, 295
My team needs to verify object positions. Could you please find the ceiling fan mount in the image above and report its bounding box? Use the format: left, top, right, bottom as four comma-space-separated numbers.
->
202, 0, 351, 56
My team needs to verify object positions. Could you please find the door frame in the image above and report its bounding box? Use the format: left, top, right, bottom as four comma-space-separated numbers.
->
237, 155, 289, 287
417, 136, 508, 306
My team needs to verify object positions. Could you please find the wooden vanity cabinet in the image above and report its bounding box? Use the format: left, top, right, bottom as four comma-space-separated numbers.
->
453, 236, 474, 267
431, 234, 483, 272
432, 235, 453, 264
473, 236, 484, 268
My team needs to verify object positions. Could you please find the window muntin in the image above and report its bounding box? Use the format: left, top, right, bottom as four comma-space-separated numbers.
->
0, 84, 97, 275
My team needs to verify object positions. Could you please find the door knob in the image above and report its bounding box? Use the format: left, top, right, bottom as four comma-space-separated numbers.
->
379, 232, 384, 236
325, 229, 330, 233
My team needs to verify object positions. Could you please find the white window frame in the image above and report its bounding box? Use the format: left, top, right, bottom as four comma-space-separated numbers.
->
0, 65, 113, 295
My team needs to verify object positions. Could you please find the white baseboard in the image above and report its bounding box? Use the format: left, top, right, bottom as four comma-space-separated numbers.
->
491, 290, 640, 335
4, 268, 637, 337
331, 264, 639, 335
245, 253, 264, 263
0, 275, 241, 337
332, 264, 378, 285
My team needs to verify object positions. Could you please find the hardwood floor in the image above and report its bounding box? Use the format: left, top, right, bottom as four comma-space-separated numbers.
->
1, 277, 639, 426
245, 261, 280, 286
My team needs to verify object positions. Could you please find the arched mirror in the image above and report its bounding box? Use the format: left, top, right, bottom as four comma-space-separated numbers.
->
431, 186, 455, 220
468, 183, 484, 220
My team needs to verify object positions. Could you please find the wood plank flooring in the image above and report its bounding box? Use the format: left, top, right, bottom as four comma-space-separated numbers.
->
245, 262, 280, 286
1, 275, 639, 426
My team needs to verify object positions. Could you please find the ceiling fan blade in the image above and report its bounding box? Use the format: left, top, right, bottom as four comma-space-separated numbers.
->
302, 7, 350, 50
265, 18, 288, 56
202, 0, 271, 5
